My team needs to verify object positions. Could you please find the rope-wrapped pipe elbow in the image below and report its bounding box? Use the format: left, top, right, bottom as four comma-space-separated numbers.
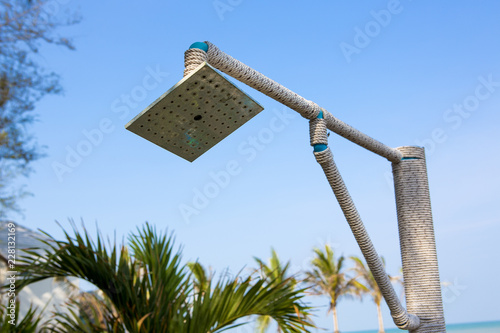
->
309, 116, 328, 147
184, 48, 207, 77
393, 312, 421, 330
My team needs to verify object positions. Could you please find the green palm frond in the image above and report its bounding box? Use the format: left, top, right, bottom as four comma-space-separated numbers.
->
16, 222, 189, 332
0, 302, 43, 333
188, 261, 211, 293
254, 248, 293, 285
13, 221, 313, 333
189, 275, 313, 333
252, 248, 311, 332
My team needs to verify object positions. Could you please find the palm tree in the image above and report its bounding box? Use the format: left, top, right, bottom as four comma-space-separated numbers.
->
15, 222, 314, 332
253, 248, 308, 333
305, 245, 363, 333
350, 256, 387, 333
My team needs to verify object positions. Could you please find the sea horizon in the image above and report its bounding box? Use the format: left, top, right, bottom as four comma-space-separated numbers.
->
344, 320, 500, 333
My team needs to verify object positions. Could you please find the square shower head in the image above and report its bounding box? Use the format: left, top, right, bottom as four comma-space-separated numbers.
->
125, 62, 264, 162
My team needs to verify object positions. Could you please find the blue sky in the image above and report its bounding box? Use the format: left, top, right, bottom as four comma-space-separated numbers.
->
9, 0, 500, 331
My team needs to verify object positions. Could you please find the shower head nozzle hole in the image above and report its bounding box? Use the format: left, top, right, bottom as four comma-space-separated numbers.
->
194, 115, 202, 121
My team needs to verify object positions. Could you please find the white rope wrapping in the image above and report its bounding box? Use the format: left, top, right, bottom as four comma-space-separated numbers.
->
309, 117, 328, 146
202, 41, 402, 163
184, 48, 208, 77
392, 147, 446, 333
310, 119, 420, 331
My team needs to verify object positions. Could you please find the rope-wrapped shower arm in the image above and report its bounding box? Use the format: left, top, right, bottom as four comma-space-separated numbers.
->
183, 42, 403, 163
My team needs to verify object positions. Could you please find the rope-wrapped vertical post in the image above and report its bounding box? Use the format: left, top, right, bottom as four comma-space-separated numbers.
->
392, 147, 446, 332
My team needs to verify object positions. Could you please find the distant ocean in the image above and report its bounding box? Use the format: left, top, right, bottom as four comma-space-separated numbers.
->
346, 321, 500, 333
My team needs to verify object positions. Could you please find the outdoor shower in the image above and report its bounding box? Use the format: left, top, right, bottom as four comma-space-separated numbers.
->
126, 41, 446, 333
